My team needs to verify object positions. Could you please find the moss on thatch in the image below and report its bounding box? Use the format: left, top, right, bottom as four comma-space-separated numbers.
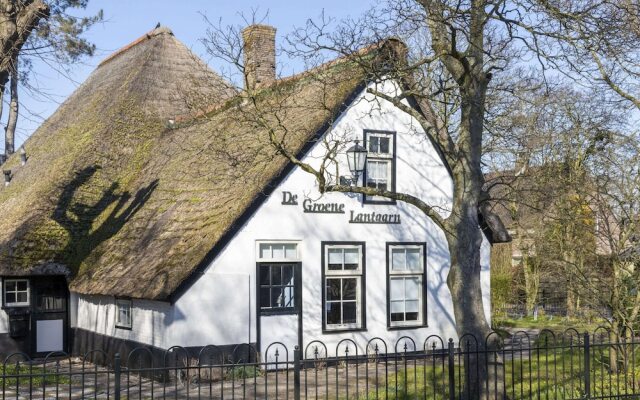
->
0, 26, 370, 300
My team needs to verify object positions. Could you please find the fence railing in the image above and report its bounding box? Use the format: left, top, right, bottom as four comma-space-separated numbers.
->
1, 328, 639, 399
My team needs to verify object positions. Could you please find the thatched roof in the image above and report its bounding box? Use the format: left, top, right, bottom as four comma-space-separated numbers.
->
0, 26, 372, 300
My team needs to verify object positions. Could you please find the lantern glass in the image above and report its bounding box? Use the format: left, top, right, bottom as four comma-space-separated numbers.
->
346, 140, 367, 179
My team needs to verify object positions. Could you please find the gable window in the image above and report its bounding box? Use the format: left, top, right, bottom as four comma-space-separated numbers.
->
4, 279, 30, 307
115, 299, 132, 329
387, 243, 427, 328
257, 242, 300, 315
364, 130, 395, 204
322, 242, 366, 331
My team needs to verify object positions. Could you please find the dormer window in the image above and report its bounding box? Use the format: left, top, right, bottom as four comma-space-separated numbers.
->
363, 130, 396, 204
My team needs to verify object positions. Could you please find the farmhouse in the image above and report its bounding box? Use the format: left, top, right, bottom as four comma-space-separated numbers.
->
0, 25, 506, 359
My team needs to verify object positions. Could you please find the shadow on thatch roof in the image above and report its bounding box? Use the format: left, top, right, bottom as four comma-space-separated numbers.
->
0, 26, 377, 300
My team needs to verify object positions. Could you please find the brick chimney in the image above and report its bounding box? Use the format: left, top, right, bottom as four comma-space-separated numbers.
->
242, 24, 276, 90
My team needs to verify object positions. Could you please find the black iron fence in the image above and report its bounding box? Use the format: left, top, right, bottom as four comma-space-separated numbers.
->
2, 328, 639, 399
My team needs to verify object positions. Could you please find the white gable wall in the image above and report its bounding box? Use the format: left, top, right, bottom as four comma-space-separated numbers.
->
71, 79, 492, 353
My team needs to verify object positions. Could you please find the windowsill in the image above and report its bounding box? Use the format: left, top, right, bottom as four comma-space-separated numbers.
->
115, 324, 132, 331
387, 323, 428, 331
260, 308, 298, 316
322, 327, 367, 334
3, 304, 30, 309
363, 197, 397, 205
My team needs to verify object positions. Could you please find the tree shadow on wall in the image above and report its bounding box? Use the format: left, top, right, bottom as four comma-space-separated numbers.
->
52, 165, 158, 274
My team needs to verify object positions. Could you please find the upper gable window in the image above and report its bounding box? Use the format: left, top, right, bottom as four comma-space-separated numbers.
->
363, 130, 396, 204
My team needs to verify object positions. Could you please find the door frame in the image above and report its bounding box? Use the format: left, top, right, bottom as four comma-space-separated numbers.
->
29, 276, 70, 358
255, 261, 303, 358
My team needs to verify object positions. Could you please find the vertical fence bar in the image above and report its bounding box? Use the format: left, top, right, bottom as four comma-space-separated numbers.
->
584, 332, 591, 399
448, 339, 455, 400
114, 353, 121, 400
294, 346, 301, 400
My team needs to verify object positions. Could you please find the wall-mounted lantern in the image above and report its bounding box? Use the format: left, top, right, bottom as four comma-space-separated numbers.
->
341, 140, 367, 186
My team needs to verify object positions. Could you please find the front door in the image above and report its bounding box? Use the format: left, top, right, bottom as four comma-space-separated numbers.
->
257, 262, 302, 363
30, 277, 69, 356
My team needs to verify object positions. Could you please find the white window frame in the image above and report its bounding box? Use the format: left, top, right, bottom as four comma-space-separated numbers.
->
324, 243, 364, 331
388, 244, 425, 328
256, 241, 301, 262
364, 130, 395, 203
115, 299, 132, 329
4, 279, 30, 307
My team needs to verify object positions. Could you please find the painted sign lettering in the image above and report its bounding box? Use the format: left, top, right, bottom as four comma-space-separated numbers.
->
281, 191, 298, 205
349, 210, 401, 224
303, 199, 345, 214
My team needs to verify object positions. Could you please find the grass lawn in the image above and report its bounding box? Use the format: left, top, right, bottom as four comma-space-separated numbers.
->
0, 364, 71, 387
356, 347, 640, 400
493, 315, 605, 334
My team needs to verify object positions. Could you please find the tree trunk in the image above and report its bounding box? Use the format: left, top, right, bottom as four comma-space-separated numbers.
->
5, 65, 17, 155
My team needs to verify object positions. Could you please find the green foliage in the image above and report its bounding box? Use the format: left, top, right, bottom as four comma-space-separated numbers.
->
0, 364, 71, 386
225, 365, 261, 380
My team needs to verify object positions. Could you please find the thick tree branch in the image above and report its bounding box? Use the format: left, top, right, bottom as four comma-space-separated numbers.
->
325, 183, 447, 230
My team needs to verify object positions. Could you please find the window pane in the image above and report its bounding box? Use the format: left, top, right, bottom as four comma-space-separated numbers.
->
260, 288, 271, 308
406, 300, 420, 313
284, 244, 297, 260
283, 286, 295, 307
368, 137, 379, 153
260, 268, 271, 285
17, 281, 27, 291
272, 244, 285, 259
328, 248, 343, 270
390, 278, 404, 301
270, 267, 281, 285
390, 300, 403, 313
271, 287, 283, 308
379, 137, 390, 154
16, 292, 27, 303
406, 249, 422, 271
282, 266, 294, 286
343, 302, 357, 324
326, 279, 341, 301
406, 312, 419, 321
391, 249, 405, 271
259, 244, 271, 259
344, 248, 359, 269
6, 293, 16, 304
326, 302, 341, 325
5, 281, 16, 291
342, 279, 357, 300
405, 277, 421, 299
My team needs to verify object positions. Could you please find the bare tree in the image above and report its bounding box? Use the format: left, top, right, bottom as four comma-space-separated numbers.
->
0, 0, 101, 156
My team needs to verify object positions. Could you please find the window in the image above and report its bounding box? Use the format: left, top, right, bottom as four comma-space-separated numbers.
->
258, 243, 299, 261
257, 242, 299, 315
387, 244, 426, 328
116, 299, 132, 329
4, 279, 29, 307
259, 264, 296, 313
364, 130, 395, 203
323, 243, 365, 331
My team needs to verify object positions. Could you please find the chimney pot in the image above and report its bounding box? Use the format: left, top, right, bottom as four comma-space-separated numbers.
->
242, 24, 277, 90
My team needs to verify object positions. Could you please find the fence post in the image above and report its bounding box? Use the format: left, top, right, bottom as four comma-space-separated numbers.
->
114, 353, 121, 400
584, 332, 591, 399
294, 345, 301, 400
448, 338, 455, 400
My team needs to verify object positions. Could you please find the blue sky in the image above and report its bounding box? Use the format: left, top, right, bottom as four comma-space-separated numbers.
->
4, 1, 377, 150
